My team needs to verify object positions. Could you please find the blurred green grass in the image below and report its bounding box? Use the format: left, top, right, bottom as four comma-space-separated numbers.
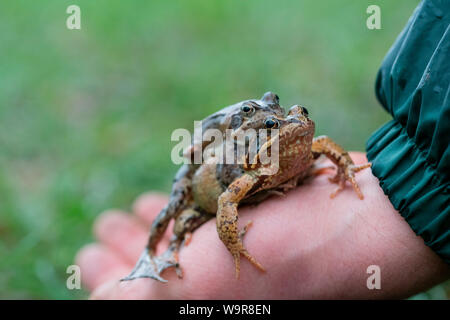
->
0, 0, 448, 299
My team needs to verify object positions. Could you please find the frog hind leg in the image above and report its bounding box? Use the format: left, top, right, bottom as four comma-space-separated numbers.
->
217, 174, 266, 279
312, 135, 371, 199
152, 207, 214, 279
122, 165, 196, 283
147, 164, 196, 252
122, 208, 213, 282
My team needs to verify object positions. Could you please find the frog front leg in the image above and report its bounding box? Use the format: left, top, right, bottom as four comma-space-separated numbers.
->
312, 135, 371, 199
217, 174, 266, 279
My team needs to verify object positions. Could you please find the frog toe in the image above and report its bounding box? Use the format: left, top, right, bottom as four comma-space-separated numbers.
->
232, 247, 265, 279
229, 241, 265, 279
121, 249, 168, 283
153, 249, 183, 278
327, 163, 371, 200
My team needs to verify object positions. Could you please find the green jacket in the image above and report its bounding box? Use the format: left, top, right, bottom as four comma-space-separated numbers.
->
366, 0, 449, 264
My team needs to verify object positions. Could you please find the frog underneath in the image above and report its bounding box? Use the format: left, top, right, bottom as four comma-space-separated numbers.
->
122, 94, 371, 282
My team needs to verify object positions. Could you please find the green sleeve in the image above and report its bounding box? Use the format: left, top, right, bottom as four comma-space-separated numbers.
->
366, 0, 450, 264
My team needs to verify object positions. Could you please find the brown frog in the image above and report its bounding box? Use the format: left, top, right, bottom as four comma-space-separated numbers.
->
122, 95, 371, 282
122, 92, 285, 282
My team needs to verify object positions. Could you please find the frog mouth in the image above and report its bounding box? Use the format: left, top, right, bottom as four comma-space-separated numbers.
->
281, 122, 314, 137
230, 119, 313, 151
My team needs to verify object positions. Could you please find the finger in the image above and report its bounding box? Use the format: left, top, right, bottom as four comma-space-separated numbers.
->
132, 192, 169, 227
94, 210, 152, 264
90, 276, 175, 300
75, 243, 132, 292
90, 279, 149, 300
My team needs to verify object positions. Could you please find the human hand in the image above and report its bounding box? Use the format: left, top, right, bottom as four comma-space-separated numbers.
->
75, 152, 449, 299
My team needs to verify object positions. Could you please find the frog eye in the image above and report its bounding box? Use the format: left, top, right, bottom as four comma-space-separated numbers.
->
301, 107, 309, 116
241, 104, 255, 115
264, 118, 279, 129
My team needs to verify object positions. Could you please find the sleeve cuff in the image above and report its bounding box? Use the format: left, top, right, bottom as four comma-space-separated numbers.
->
366, 119, 450, 264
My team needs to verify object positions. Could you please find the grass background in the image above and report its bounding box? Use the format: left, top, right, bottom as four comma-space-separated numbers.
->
0, 0, 448, 299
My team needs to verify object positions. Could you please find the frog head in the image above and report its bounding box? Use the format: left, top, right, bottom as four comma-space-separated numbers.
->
244, 104, 315, 171
225, 91, 285, 155
264, 104, 315, 142
262, 104, 315, 157
185, 92, 285, 160
229, 92, 285, 132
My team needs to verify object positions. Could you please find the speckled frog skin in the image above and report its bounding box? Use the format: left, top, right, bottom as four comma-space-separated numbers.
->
122, 93, 371, 282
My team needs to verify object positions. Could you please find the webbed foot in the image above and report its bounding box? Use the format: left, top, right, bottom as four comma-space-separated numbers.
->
153, 246, 184, 279
121, 249, 168, 282
121, 245, 185, 283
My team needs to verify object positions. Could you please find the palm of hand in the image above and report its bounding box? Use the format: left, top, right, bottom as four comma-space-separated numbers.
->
75, 152, 447, 299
